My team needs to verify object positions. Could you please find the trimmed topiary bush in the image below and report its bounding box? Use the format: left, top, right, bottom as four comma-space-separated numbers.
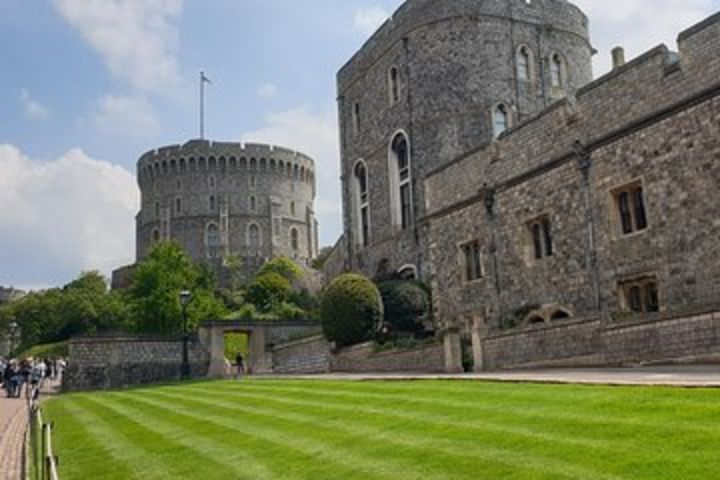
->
378, 281, 430, 333
321, 274, 383, 348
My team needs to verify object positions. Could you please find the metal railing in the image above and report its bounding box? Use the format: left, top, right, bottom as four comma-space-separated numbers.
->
27, 388, 60, 480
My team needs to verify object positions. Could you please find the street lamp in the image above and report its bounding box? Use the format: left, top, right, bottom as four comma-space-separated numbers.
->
8, 321, 18, 356
179, 290, 192, 379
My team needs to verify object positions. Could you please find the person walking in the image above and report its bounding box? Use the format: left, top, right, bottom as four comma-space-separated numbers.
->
235, 353, 244, 380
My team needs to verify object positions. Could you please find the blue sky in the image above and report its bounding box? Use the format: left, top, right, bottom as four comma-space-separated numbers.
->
1, 0, 718, 290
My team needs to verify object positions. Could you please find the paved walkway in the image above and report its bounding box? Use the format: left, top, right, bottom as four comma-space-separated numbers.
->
271, 365, 720, 387
0, 379, 61, 480
0, 394, 28, 480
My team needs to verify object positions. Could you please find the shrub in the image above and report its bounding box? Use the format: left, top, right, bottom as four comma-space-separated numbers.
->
377, 281, 430, 334
320, 274, 383, 348
272, 302, 307, 321
245, 272, 291, 312
257, 257, 302, 283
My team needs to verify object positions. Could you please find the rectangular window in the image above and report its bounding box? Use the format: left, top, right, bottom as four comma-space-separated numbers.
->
462, 240, 483, 282
360, 206, 369, 247
175, 198, 181, 215
528, 216, 554, 261
352, 102, 360, 135
619, 277, 660, 314
613, 182, 648, 236
400, 183, 411, 230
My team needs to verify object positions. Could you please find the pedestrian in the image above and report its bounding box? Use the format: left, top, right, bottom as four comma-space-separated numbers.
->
3, 362, 14, 397
235, 353, 244, 380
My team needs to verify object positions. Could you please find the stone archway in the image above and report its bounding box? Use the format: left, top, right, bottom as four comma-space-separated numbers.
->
198, 320, 321, 378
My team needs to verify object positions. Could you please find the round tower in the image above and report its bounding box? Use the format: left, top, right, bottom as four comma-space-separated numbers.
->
337, 0, 593, 280
136, 139, 318, 280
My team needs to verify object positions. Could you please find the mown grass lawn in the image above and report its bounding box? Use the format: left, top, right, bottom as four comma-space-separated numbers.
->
42, 379, 720, 480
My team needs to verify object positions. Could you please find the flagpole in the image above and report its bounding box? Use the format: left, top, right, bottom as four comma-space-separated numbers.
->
199, 71, 205, 140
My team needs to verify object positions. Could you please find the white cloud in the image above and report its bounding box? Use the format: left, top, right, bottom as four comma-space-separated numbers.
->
53, 0, 183, 93
353, 6, 390, 36
20, 89, 49, 120
241, 108, 342, 246
92, 94, 161, 137
573, 0, 716, 76
257, 83, 278, 99
0, 144, 138, 288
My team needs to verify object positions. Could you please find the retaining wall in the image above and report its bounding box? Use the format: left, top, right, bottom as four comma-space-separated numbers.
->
64, 335, 209, 392
271, 336, 332, 374
482, 308, 720, 370
331, 341, 445, 373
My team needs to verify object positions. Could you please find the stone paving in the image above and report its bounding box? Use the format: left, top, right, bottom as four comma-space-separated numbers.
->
270, 365, 720, 387
0, 379, 61, 480
0, 394, 27, 480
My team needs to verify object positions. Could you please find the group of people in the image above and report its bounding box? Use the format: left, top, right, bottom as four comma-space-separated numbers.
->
0, 357, 64, 399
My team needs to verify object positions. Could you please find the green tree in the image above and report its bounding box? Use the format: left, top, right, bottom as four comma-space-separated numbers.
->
129, 242, 226, 334
320, 273, 383, 347
245, 272, 291, 313
257, 257, 302, 283
378, 281, 430, 334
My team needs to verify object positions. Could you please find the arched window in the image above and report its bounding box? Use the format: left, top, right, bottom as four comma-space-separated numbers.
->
492, 104, 510, 138
206, 223, 221, 259
208, 175, 215, 189
152, 228, 160, 243
175, 197, 181, 215
209, 195, 215, 211
516, 45, 532, 81
550, 53, 565, 88
353, 160, 370, 247
388, 66, 400, 104
290, 227, 299, 251
290, 201, 296, 216
247, 223, 261, 248
389, 132, 412, 230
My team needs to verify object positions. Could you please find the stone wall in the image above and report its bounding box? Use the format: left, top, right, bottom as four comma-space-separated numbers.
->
64, 335, 209, 392
336, 0, 593, 282
482, 308, 720, 370
331, 341, 445, 373
272, 336, 331, 374
425, 13, 720, 330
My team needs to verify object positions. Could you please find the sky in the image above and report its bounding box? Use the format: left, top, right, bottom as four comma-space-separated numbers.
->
1, 0, 718, 291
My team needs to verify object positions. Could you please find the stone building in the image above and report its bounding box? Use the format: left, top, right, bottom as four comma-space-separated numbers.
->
424, 12, 720, 336
133, 140, 318, 283
327, 0, 720, 370
333, 0, 593, 281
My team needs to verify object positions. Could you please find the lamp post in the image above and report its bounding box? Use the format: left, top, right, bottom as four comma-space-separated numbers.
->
8, 321, 18, 357
179, 290, 192, 379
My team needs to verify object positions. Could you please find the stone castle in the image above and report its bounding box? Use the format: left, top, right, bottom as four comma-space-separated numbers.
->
119, 140, 319, 284
323, 0, 720, 370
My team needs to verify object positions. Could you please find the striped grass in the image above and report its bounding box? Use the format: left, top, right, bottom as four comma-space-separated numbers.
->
42, 380, 720, 479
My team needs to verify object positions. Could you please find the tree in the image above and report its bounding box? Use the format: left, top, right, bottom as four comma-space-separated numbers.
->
245, 272, 291, 313
129, 242, 226, 334
320, 274, 383, 347
3, 271, 130, 352
378, 281, 431, 334
257, 256, 302, 283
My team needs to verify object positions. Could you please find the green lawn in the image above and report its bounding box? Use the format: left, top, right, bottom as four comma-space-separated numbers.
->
42, 379, 720, 480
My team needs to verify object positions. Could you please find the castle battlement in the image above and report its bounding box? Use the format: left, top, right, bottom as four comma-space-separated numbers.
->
137, 140, 316, 186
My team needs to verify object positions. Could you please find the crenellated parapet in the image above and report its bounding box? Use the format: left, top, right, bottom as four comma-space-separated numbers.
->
137, 140, 316, 189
